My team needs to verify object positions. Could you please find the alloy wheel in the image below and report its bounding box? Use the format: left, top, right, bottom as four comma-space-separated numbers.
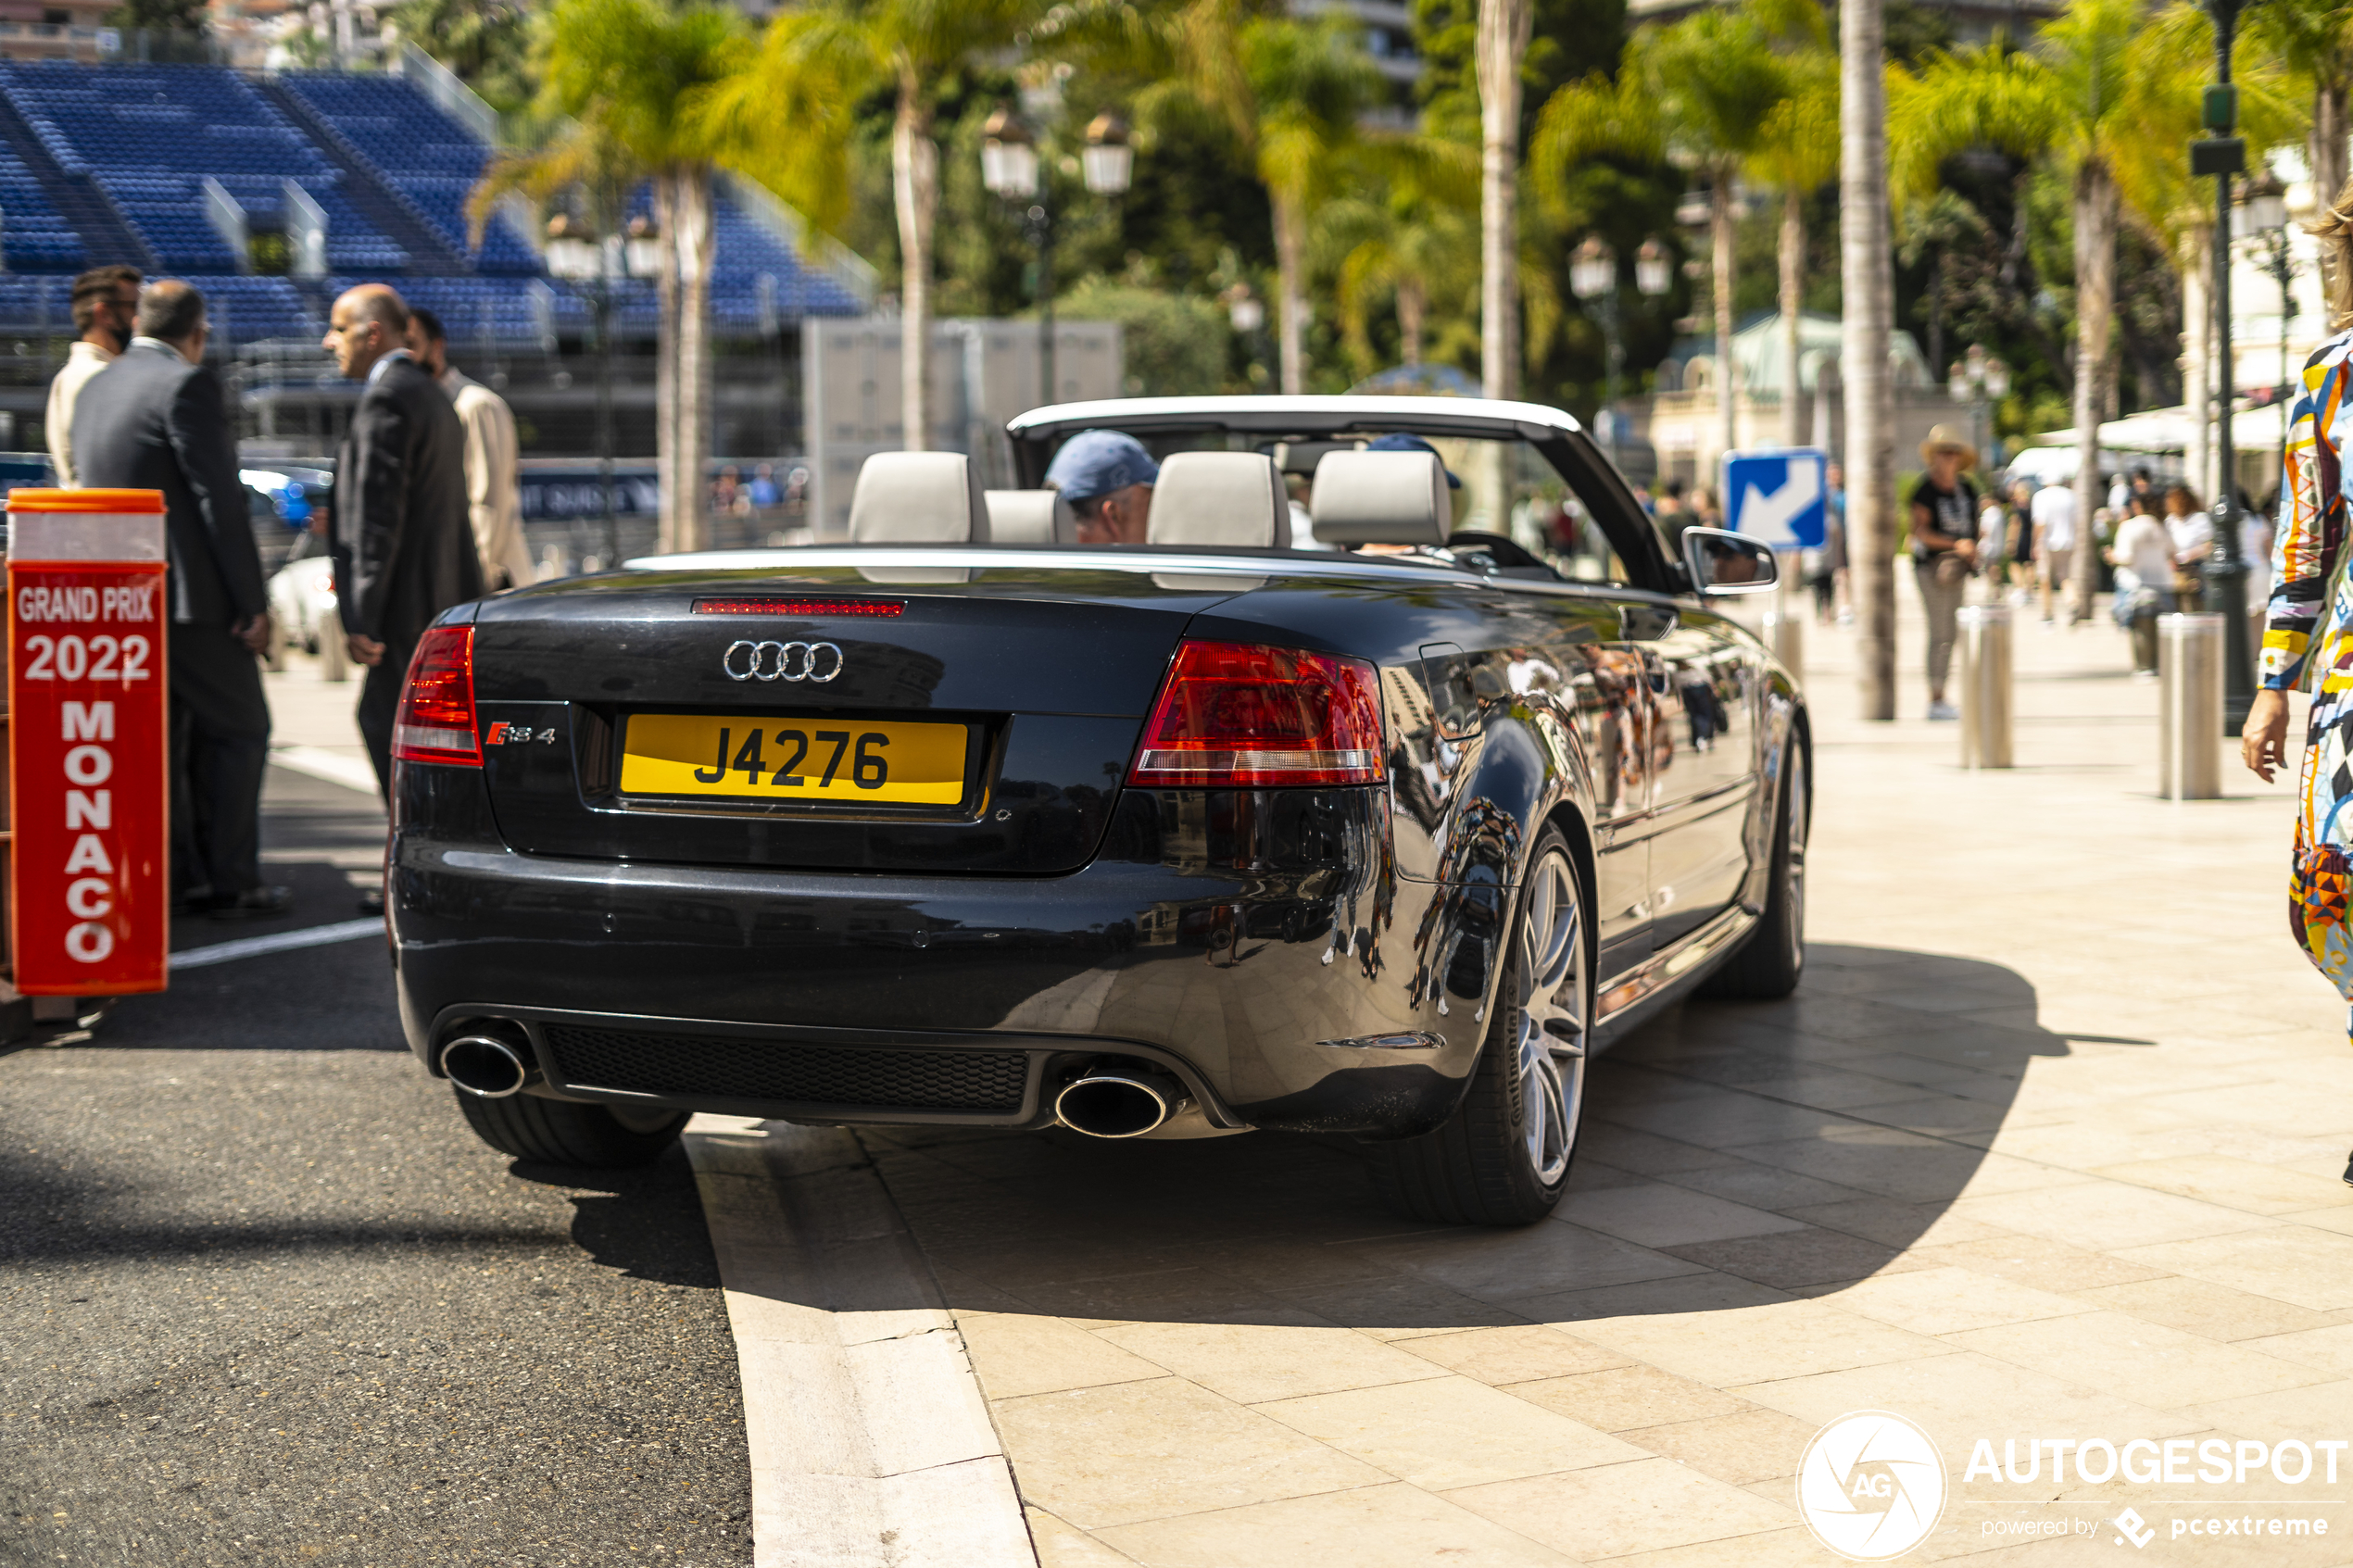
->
1514, 849, 1587, 1187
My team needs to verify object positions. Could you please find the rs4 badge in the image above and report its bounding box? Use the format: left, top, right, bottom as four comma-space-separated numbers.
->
484, 722, 557, 746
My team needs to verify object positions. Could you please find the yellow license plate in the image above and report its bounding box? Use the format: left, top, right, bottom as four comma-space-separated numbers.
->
619, 714, 968, 804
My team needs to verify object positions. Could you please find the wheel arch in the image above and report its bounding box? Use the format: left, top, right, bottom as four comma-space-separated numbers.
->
1539, 797, 1602, 983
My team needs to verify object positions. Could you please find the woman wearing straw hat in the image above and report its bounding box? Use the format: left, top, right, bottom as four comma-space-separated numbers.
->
1909, 423, 1982, 721
2246, 188, 2353, 1173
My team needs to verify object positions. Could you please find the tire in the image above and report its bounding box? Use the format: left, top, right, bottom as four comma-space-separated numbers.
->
454, 1090, 688, 1168
1368, 827, 1590, 1226
1700, 737, 1808, 1000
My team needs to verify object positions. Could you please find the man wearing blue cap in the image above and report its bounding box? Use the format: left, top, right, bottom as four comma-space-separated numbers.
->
1045, 429, 1159, 545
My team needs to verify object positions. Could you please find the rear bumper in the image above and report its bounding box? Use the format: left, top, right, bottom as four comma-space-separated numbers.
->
389, 784, 1511, 1136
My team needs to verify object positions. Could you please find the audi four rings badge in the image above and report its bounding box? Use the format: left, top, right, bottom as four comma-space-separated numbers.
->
724, 640, 844, 683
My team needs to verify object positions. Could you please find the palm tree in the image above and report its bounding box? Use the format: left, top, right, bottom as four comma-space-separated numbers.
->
1533, 3, 1793, 472
482, 0, 749, 554
1239, 16, 1383, 393
1840, 0, 1894, 717
1064, 2, 1378, 393
2108, 5, 2299, 500
723, 0, 1036, 450
1478, 0, 1534, 398
1322, 148, 1479, 374
1891, 0, 2294, 614
1744, 6, 1837, 445
2246, 0, 2353, 207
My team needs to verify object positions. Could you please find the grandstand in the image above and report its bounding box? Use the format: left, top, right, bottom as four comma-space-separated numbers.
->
0, 57, 867, 456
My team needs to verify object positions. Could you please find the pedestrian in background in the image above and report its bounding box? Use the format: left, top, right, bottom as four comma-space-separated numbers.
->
2107, 493, 2175, 678
322, 284, 482, 838
45, 264, 141, 488
2002, 479, 2036, 603
1909, 425, 1981, 721
72, 280, 288, 919
2163, 483, 2212, 613
2031, 475, 2079, 626
408, 306, 532, 592
1977, 481, 2010, 598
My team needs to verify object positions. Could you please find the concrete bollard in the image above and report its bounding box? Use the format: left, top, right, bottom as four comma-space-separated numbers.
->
1763, 608, 1805, 680
2158, 612, 2224, 800
1957, 605, 2013, 769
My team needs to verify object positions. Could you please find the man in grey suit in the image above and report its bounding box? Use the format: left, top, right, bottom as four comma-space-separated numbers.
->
322, 283, 482, 810
73, 280, 290, 919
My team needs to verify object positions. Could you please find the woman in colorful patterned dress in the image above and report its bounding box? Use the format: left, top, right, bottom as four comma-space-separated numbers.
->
2244, 189, 2353, 1186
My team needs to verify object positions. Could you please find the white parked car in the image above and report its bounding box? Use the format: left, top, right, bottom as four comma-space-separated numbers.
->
266, 554, 346, 681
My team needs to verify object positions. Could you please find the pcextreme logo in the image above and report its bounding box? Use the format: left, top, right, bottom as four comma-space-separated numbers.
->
1796, 1411, 1949, 1562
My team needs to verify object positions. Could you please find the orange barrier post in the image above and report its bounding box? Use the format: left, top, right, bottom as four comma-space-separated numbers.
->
6, 489, 169, 996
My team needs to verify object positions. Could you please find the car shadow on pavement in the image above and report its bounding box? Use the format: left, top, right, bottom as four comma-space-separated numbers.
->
861, 943, 2079, 1331
518, 1145, 727, 1290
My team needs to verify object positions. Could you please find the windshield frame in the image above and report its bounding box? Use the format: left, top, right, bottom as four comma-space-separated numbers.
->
1003, 400, 1682, 596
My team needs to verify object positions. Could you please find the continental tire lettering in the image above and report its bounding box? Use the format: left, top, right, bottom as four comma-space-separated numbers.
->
66, 789, 110, 830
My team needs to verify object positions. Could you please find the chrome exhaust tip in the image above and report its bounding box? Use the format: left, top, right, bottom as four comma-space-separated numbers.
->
440, 1032, 538, 1099
1055, 1070, 1191, 1139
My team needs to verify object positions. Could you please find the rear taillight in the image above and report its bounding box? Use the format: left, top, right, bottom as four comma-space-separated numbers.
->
393, 625, 480, 767
1129, 640, 1384, 787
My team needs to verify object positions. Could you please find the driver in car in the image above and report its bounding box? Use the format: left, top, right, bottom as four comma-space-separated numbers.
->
1045, 429, 1158, 545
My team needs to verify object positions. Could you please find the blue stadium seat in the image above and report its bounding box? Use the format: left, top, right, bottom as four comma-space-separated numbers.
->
0, 62, 864, 337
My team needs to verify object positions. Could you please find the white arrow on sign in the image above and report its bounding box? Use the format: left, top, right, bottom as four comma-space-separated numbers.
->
1738, 458, 1820, 546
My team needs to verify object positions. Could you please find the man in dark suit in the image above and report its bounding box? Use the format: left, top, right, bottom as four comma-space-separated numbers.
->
323, 284, 481, 813
73, 280, 291, 919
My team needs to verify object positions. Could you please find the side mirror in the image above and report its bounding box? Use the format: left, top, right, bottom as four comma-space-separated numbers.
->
1681, 527, 1779, 596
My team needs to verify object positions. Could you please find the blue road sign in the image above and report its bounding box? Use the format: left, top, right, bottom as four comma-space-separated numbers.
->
1724, 448, 1828, 550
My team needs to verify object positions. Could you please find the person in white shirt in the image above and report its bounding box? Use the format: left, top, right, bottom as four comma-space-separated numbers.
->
44, 264, 142, 487
2162, 483, 2213, 611
2107, 496, 2177, 676
2030, 481, 2078, 625
408, 306, 534, 591
1977, 488, 2009, 589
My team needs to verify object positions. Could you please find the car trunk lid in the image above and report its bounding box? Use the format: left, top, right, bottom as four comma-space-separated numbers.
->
469, 561, 1250, 873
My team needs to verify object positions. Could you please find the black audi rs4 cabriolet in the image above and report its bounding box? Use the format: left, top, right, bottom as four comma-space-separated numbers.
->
389, 395, 1807, 1223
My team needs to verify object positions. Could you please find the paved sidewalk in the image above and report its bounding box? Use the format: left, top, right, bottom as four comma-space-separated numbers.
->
862, 583, 2353, 1565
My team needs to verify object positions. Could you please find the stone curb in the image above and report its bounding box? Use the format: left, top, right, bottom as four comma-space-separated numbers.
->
684, 1115, 1037, 1568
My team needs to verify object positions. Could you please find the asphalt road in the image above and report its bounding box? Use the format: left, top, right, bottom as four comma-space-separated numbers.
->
0, 766, 753, 1567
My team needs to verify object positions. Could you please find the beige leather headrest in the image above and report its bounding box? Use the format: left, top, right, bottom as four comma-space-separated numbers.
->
983, 489, 1077, 545
1144, 451, 1286, 548
849, 452, 990, 543
1310, 450, 1450, 546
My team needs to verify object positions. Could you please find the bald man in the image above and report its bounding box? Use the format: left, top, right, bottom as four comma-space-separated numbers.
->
324, 284, 481, 822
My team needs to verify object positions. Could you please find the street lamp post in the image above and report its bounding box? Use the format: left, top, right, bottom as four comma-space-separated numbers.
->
2237, 168, 2296, 518
1946, 343, 2011, 473
1569, 237, 1620, 461
983, 107, 1132, 407
2236, 169, 2297, 399
1568, 236, 1673, 469
547, 214, 662, 570
2196, 0, 2256, 733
